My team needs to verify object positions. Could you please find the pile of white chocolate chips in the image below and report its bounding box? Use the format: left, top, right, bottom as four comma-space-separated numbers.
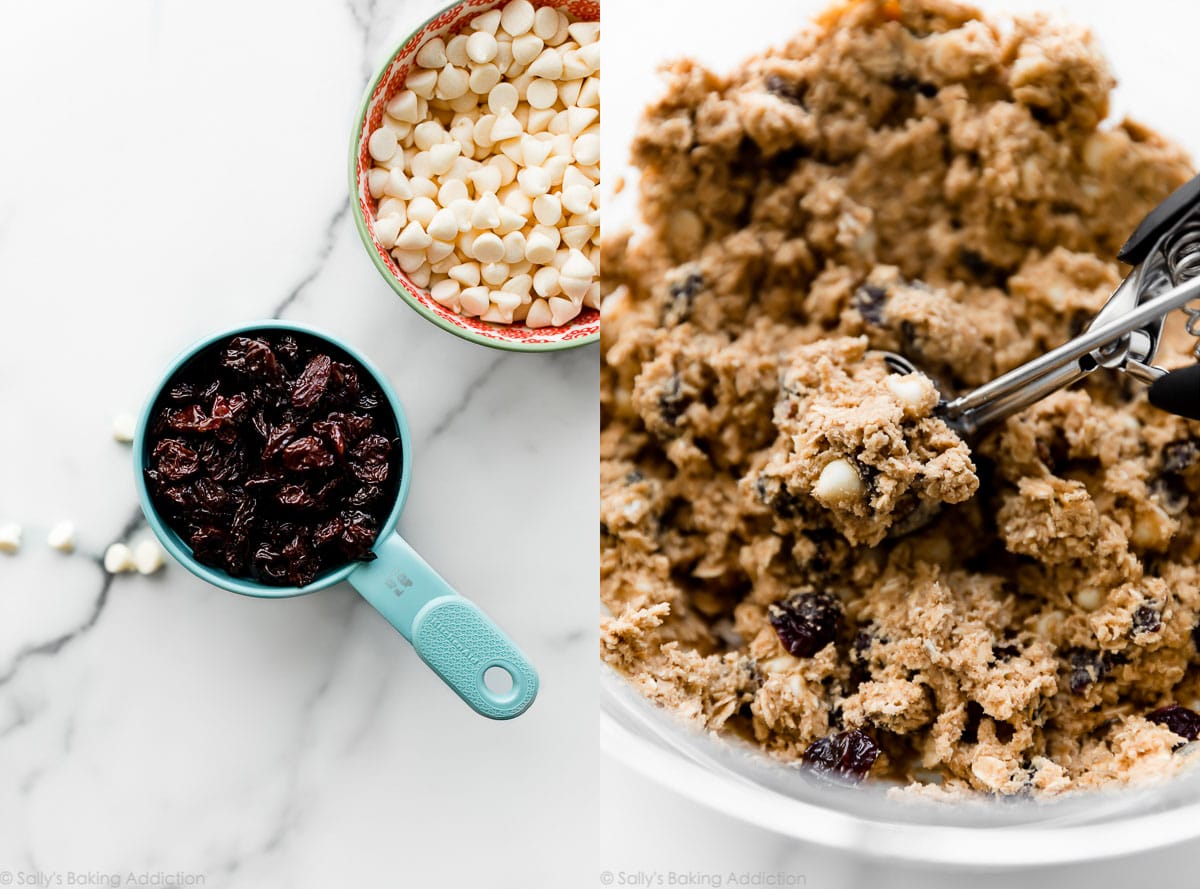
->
365, 0, 600, 328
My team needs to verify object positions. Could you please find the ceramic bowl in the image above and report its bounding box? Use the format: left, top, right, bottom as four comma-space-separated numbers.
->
350, 0, 601, 352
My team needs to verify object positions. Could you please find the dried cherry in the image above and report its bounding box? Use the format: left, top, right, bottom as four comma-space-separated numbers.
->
144, 332, 401, 586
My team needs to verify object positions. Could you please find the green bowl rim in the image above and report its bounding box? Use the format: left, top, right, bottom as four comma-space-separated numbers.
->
347, 0, 600, 354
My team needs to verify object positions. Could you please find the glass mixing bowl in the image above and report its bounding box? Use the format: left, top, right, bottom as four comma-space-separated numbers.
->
600, 671, 1200, 867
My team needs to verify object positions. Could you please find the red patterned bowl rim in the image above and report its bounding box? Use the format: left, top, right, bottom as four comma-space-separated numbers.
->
349, 0, 601, 352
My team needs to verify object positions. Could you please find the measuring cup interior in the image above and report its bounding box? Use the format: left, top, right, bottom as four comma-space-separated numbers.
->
134, 320, 413, 598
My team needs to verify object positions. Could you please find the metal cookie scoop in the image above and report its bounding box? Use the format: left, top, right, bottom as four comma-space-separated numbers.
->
885, 172, 1200, 437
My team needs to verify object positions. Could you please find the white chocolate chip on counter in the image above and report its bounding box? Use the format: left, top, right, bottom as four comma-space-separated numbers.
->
364, 0, 599, 329
103, 542, 136, 574
812, 458, 866, 505
46, 521, 76, 553
0, 522, 21, 554
134, 539, 166, 575
112, 411, 137, 443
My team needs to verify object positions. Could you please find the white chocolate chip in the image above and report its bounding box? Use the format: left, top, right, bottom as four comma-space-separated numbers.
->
559, 274, 590, 301
488, 82, 520, 115
560, 247, 595, 279
449, 262, 481, 287
533, 193, 562, 226
526, 78, 558, 110
469, 64, 502, 95
466, 31, 499, 64
445, 35, 470, 68
470, 8, 502, 34
490, 111, 523, 142
406, 68, 438, 99
395, 221, 433, 250
386, 90, 419, 123
47, 521, 76, 553
472, 193, 502, 229
526, 297, 553, 328
517, 165, 551, 197
384, 168, 413, 199
548, 295, 581, 326
1074, 588, 1103, 612
392, 249, 426, 273
0, 522, 21, 554
134, 539, 166, 575
558, 79, 583, 107
511, 33, 543, 66
578, 76, 599, 108
573, 132, 599, 165
527, 49, 564, 80
886, 374, 932, 410
436, 178, 468, 205
364, 0, 599, 328
568, 21, 600, 45
409, 264, 431, 288
471, 232, 506, 263
436, 65, 469, 101
103, 542, 136, 574
482, 261, 510, 285
427, 208, 459, 242
431, 278, 462, 309
460, 286, 491, 316
533, 265, 560, 297
374, 215, 402, 249
496, 206, 527, 235
367, 127, 398, 162
812, 458, 865, 505
500, 0, 536, 36
112, 411, 137, 443
427, 239, 456, 263
561, 49, 589, 79
415, 37, 447, 69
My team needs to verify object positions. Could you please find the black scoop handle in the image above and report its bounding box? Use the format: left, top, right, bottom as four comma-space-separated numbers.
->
1118, 173, 1200, 266
1149, 365, 1200, 420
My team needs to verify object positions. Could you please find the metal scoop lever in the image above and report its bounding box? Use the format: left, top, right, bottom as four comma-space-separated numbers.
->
937, 274, 1200, 436
886, 172, 1200, 437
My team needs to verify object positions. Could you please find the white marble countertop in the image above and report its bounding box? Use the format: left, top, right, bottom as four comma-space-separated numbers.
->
598, 0, 1200, 886
0, 1, 595, 886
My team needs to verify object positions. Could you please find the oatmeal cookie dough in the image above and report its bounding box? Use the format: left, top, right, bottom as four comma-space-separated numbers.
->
600, 0, 1200, 795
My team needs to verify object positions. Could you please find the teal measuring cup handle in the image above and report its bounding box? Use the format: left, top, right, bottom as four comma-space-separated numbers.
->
347, 534, 538, 719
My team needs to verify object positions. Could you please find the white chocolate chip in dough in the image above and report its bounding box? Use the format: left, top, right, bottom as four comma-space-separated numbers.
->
812, 458, 865, 505
886, 374, 934, 412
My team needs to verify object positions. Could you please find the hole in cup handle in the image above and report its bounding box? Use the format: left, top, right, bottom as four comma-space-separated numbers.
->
347, 532, 539, 720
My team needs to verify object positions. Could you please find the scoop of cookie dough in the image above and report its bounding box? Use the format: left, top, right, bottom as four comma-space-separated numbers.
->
601, 0, 1200, 797
750, 336, 977, 545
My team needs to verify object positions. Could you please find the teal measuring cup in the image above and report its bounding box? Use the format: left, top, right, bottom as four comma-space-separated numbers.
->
133, 320, 538, 719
